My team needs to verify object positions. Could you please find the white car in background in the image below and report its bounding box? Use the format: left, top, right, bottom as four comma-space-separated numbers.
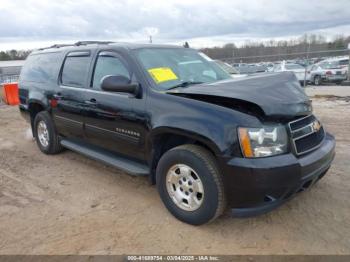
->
308, 59, 347, 86
274, 61, 308, 86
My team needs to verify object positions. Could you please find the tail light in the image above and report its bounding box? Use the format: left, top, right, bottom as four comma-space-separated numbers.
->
326, 71, 332, 75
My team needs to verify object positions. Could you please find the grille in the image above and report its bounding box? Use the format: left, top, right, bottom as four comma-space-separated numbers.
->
288, 115, 325, 155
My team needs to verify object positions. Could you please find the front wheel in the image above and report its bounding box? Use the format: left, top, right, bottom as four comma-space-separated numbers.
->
156, 145, 226, 225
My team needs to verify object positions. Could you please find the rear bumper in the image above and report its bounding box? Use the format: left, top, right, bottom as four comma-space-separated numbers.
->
221, 133, 335, 217
322, 75, 347, 82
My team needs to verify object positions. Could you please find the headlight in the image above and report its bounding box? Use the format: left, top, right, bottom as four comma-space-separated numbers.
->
238, 125, 288, 158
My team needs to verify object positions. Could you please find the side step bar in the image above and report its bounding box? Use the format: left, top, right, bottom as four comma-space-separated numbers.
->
60, 139, 149, 176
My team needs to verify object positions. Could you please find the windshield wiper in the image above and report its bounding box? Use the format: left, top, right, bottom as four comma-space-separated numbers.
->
167, 81, 204, 90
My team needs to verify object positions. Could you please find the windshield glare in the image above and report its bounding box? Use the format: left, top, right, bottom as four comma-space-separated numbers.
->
134, 48, 231, 90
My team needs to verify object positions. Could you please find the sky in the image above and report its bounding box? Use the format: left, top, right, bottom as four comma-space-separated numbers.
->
0, 0, 350, 51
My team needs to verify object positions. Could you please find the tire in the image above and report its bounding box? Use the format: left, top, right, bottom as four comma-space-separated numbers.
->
33, 111, 63, 154
314, 75, 321, 86
156, 144, 226, 225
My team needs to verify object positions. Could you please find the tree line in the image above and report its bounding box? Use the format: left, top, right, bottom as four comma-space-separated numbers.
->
200, 34, 350, 63
0, 49, 31, 61
1, 34, 349, 63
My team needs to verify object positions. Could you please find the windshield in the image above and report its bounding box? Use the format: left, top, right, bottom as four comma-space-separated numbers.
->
215, 60, 239, 74
285, 64, 304, 70
320, 61, 341, 69
134, 48, 231, 90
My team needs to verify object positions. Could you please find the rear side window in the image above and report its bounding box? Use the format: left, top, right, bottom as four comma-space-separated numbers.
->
61, 52, 91, 87
20, 52, 61, 83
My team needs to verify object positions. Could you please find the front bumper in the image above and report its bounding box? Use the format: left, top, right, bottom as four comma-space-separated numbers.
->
221, 133, 335, 217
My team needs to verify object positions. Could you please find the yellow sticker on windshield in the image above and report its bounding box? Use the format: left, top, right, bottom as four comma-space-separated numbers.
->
148, 67, 178, 83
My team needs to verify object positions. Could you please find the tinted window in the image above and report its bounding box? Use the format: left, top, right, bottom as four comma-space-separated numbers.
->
92, 55, 129, 88
61, 53, 91, 87
20, 52, 61, 83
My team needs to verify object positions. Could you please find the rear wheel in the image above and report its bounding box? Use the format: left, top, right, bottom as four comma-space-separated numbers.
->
33, 111, 63, 154
156, 144, 226, 225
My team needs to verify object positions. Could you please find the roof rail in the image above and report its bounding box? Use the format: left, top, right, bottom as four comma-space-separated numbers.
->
37, 41, 115, 51
37, 44, 75, 50
74, 41, 115, 46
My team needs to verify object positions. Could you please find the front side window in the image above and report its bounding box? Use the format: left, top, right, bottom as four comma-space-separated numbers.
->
134, 48, 231, 90
92, 54, 130, 89
61, 53, 91, 87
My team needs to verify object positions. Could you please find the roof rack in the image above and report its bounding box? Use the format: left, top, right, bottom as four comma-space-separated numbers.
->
38, 44, 74, 50
37, 41, 115, 51
74, 41, 115, 46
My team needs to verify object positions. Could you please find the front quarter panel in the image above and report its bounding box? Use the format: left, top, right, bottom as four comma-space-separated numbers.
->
147, 91, 261, 157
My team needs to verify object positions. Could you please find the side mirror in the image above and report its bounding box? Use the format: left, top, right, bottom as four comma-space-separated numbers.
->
101, 75, 140, 96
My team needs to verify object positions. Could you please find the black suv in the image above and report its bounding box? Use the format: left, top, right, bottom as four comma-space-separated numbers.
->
18, 41, 335, 225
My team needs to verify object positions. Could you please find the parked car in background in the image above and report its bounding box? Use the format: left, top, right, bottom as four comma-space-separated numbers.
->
308, 60, 347, 85
333, 56, 349, 69
273, 61, 308, 86
265, 62, 274, 72
214, 60, 247, 78
233, 63, 267, 74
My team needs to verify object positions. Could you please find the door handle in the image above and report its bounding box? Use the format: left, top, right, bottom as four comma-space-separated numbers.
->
85, 98, 97, 105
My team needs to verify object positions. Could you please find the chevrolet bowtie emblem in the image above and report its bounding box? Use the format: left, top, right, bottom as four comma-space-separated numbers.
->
312, 120, 321, 132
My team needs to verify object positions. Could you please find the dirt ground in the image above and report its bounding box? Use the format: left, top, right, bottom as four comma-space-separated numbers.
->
0, 90, 349, 255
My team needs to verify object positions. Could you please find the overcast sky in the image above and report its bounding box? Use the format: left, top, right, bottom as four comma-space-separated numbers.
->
1, 0, 350, 50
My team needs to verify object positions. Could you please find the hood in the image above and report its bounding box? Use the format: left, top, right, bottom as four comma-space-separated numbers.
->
167, 72, 311, 118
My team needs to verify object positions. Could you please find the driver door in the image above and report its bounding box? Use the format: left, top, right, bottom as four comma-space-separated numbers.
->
83, 51, 146, 160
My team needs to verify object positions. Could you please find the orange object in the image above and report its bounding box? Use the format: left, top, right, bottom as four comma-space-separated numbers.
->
1, 83, 20, 105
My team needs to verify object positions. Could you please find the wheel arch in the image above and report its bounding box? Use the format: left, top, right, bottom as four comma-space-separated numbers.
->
147, 128, 221, 184
28, 99, 48, 134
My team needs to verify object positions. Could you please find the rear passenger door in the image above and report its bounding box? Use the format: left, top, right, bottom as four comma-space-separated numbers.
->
53, 51, 92, 139
83, 51, 145, 160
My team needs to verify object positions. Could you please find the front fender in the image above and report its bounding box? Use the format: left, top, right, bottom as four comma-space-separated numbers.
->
149, 126, 222, 156
147, 91, 261, 158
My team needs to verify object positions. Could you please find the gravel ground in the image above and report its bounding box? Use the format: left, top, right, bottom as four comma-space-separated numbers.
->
0, 89, 349, 255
